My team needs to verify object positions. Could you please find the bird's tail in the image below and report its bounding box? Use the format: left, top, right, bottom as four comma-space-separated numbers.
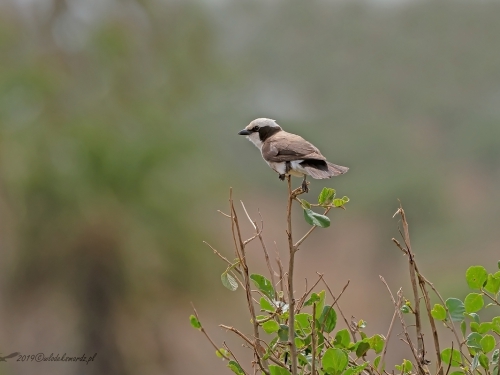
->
326, 162, 349, 176
301, 160, 349, 179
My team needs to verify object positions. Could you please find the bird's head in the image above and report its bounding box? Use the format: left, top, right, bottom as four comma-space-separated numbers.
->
238, 118, 282, 148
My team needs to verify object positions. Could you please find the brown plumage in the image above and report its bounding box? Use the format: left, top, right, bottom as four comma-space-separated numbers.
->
238, 118, 348, 192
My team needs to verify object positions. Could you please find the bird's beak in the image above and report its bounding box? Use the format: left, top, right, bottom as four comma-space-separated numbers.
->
238, 129, 251, 135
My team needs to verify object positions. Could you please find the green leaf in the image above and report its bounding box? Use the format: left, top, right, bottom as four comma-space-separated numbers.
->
322, 348, 348, 375
250, 274, 275, 300
221, 272, 238, 291
227, 360, 245, 375
374, 355, 381, 370
333, 329, 350, 348
357, 319, 367, 329
342, 196, 350, 203
318, 306, 337, 333
484, 274, 500, 294
300, 199, 311, 209
269, 365, 291, 375
333, 198, 345, 207
460, 320, 467, 337
478, 322, 494, 334
295, 313, 313, 334
441, 348, 462, 367
343, 363, 368, 375
449, 372, 465, 375
278, 324, 289, 342
446, 298, 466, 321
479, 353, 489, 369
260, 297, 275, 312
304, 293, 320, 307
466, 312, 481, 323
465, 293, 484, 313
189, 315, 202, 330
431, 304, 447, 320
471, 353, 480, 371
318, 187, 336, 205
403, 359, 413, 373
303, 208, 331, 228
467, 332, 483, 350
262, 320, 280, 334
356, 341, 370, 358
492, 348, 499, 365
400, 305, 410, 314
315, 291, 326, 319
471, 322, 479, 332
295, 337, 305, 348
466, 266, 488, 289
368, 334, 385, 354
216, 348, 229, 358
480, 334, 496, 353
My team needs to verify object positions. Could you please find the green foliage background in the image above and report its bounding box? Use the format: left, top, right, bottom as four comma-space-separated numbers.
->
0, 1, 499, 374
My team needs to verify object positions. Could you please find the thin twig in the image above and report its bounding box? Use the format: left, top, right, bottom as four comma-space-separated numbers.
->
230, 192, 268, 372
203, 241, 242, 275
318, 274, 355, 341
395, 207, 426, 375
241, 201, 277, 295
379, 277, 421, 367
223, 342, 249, 375
275, 242, 284, 295
312, 302, 317, 375
294, 206, 332, 250
379, 292, 402, 372
286, 176, 298, 375
191, 303, 230, 360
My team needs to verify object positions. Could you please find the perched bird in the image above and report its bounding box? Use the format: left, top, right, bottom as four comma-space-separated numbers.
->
238, 118, 348, 192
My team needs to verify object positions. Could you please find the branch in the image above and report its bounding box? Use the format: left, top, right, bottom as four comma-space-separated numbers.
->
379, 277, 421, 368
241, 201, 277, 295
294, 206, 332, 250
191, 303, 230, 360
379, 292, 402, 373
230, 191, 268, 372
312, 302, 317, 375
286, 176, 298, 375
394, 207, 426, 375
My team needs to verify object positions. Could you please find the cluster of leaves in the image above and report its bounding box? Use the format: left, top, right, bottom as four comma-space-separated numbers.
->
193, 270, 388, 375
299, 188, 350, 228
428, 264, 500, 375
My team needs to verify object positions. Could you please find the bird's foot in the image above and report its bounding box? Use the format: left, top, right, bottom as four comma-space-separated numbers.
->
301, 180, 309, 193
279, 174, 286, 181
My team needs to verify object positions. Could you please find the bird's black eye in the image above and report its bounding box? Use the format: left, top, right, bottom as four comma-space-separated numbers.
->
253, 126, 260, 132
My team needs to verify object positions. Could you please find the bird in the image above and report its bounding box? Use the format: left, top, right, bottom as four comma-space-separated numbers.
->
238, 118, 348, 192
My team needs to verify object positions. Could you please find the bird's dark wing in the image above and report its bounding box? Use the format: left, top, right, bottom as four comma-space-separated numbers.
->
262, 132, 326, 162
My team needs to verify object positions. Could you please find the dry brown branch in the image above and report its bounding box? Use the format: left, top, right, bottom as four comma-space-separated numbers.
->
191, 303, 230, 360
394, 207, 426, 375
286, 176, 299, 375
241, 201, 277, 295
296, 274, 323, 311
229, 191, 268, 372
223, 342, 249, 375
379, 292, 403, 373
275, 242, 284, 294
203, 241, 243, 275
318, 274, 355, 341
379, 277, 421, 369
312, 302, 317, 375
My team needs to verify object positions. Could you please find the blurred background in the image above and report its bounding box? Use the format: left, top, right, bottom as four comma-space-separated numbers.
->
0, 0, 499, 374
